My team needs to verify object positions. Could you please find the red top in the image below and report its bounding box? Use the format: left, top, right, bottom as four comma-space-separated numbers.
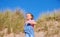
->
25, 20, 35, 28
31, 24, 34, 28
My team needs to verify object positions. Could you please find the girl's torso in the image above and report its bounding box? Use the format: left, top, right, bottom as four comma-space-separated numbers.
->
24, 23, 34, 33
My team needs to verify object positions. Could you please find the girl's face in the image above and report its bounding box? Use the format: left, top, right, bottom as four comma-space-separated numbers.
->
26, 14, 32, 20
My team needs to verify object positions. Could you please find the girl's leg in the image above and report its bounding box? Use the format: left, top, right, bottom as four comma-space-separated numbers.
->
25, 33, 30, 37
30, 33, 34, 37
30, 30, 34, 37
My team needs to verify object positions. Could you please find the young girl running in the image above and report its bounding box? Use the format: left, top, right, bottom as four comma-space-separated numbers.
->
24, 13, 36, 37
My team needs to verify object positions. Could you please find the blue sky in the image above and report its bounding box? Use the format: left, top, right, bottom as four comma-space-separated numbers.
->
0, 0, 60, 20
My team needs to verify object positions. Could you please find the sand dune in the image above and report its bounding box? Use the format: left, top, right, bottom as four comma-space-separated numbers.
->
0, 31, 45, 37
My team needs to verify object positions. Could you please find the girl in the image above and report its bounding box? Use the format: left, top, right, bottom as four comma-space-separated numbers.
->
24, 13, 36, 37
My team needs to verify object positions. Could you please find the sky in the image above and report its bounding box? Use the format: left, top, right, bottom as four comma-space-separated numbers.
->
0, 0, 60, 20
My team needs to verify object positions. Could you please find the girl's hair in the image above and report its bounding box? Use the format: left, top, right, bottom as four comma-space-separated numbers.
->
26, 13, 34, 20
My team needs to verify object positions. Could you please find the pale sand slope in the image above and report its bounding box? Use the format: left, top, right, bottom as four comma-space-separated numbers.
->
1, 31, 59, 37
3, 31, 45, 37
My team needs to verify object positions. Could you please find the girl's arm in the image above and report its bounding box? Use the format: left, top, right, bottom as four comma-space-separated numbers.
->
25, 20, 36, 25
29, 20, 36, 25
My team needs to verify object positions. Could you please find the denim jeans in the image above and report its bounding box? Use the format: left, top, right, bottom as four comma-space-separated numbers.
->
24, 23, 34, 37
25, 32, 34, 37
